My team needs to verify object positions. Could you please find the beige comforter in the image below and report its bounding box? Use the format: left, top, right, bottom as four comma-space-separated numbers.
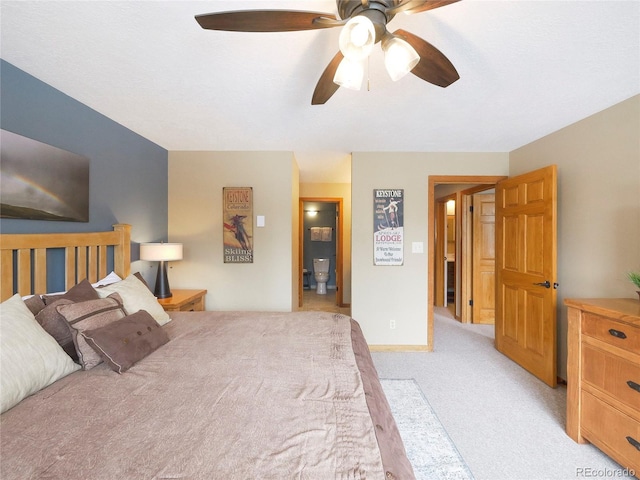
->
1, 311, 403, 479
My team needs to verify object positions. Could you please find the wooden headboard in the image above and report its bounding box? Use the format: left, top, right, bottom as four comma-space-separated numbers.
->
0, 224, 131, 301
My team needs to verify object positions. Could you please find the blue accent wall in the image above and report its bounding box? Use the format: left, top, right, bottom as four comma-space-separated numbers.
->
0, 60, 168, 253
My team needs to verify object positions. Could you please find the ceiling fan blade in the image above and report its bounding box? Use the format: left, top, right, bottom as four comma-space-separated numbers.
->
311, 52, 344, 105
389, 0, 461, 15
393, 29, 459, 87
195, 10, 339, 32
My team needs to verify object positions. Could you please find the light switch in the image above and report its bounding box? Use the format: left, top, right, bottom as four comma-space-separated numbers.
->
412, 242, 424, 254
256, 215, 265, 227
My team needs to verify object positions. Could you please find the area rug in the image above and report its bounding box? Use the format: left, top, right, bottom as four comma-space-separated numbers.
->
380, 378, 475, 480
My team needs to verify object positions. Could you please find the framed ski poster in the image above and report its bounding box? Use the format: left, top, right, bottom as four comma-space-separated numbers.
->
373, 189, 404, 265
223, 187, 253, 263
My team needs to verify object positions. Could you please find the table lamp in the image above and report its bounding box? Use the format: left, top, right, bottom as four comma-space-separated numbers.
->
140, 243, 183, 298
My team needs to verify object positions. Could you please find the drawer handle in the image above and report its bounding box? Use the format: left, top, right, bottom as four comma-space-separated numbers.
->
628, 380, 640, 393
608, 328, 627, 339
627, 436, 640, 451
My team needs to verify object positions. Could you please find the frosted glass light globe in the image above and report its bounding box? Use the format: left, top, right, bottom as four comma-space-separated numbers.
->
338, 16, 375, 61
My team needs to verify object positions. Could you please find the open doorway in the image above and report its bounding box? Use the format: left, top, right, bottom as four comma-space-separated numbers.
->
427, 176, 507, 349
434, 194, 457, 318
429, 168, 559, 387
298, 197, 345, 311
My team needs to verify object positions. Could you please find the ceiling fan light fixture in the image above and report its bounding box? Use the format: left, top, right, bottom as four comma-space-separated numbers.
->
382, 36, 420, 81
195, 1, 461, 105
338, 15, 375, 60
333, 58, 365, 90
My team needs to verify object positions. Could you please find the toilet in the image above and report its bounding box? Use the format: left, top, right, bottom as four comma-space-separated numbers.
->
313, 258, 330, 295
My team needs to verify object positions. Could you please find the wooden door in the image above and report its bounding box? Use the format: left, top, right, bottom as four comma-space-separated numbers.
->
472, 194, 495, 324
434, 201, 446, 307
495, 165, 558, 387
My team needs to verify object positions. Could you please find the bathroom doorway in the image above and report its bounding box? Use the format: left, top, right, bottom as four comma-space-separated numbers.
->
299, 198, 344, 311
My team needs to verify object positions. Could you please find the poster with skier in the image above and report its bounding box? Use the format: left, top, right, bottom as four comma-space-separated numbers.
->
373, 189, 404, 265
223, 187, 253, 263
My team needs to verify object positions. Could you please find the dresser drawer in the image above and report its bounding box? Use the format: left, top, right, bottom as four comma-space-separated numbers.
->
581, 390, 640, 472
179, 298, 203, 312
582, 344, 640, 414
583, 313, 640, 355
157, 290, 207, 312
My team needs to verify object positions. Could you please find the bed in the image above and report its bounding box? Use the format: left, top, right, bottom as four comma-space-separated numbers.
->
0, 225, 414, 479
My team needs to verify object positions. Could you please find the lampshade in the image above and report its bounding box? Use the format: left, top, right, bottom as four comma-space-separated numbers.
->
382, 36, 420, 81
333, 58, 365, 90
338, 15, 375, 61
140, 243, 183, 262
140, 243, 183, 299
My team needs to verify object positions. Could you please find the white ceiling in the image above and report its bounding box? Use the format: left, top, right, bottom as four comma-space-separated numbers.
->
1, 1, 638, 182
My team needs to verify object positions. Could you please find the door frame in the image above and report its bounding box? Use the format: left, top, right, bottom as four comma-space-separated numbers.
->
460, 184, 498, 322
434, 198, 447, 308
299, 197, 344, 308
427, 176, 507, 350
434, 194, 456, 309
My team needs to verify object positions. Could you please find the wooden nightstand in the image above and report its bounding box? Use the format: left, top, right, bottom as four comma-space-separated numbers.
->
157, 289, 207, 312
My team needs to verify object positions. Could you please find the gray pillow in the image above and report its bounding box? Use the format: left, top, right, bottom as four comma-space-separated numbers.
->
23, 295, 46, 316
43, 278, 100, 305
81, 310, 170, 373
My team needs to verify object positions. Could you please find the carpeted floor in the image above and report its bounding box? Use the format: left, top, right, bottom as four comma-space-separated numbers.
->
381, 378, 474, 480
371, 310, 634, 480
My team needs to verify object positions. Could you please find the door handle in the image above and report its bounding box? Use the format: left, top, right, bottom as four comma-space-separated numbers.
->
533, 280, 551, 288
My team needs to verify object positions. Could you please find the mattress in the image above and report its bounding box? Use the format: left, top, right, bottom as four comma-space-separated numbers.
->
0, 311, 414, 479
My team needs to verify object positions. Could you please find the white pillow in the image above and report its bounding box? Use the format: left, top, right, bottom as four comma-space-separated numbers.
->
0, 294, 81, 414
92, 271, 122, 287
96, 274, 171, 326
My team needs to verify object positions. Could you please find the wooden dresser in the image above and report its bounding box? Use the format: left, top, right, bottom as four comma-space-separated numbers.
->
566, 298, 640, 473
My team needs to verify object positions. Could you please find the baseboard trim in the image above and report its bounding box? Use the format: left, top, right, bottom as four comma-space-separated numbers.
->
368, 344, 432, 352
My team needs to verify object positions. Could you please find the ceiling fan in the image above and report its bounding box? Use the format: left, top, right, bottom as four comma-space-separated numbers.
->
195, 0, 460, 105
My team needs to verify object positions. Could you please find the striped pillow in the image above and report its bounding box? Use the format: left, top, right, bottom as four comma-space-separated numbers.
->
56, 293, 127, 370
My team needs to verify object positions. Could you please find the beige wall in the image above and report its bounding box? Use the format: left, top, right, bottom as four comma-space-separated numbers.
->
164, 95, 638, 371
509, 94, 640, 379
299, 182, 352, 304
291, 160, 300, 311
168, 151, 297, 311
351, 152, 509, 346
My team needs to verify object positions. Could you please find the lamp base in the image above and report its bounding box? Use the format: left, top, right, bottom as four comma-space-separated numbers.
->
154, 261, 173, 299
